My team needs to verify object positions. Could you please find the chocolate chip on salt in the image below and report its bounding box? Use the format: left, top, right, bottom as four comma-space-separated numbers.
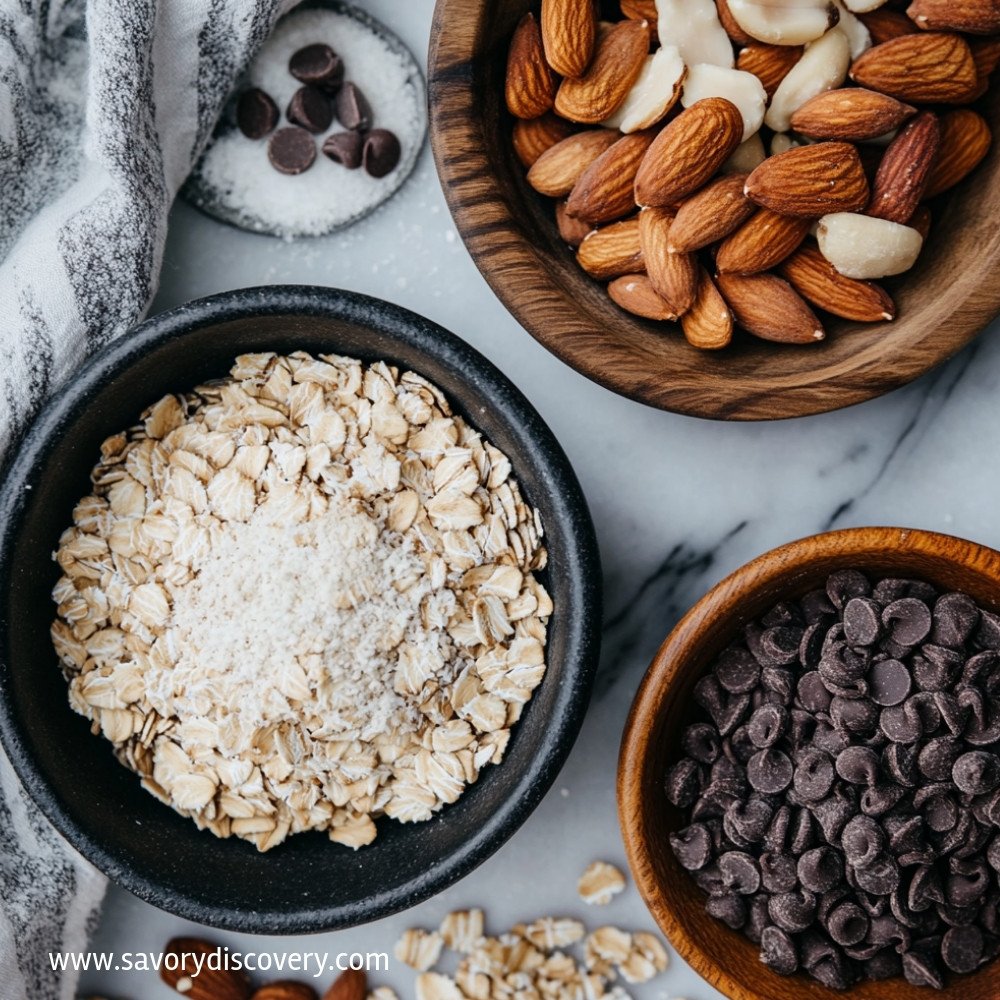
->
336, 82, 373, 131
363, 128, 402, 179
289, 43, 344, 90
287, 85, 333, 133
237, 87, 278, 139
267, 126, 317, 174
322, 131, 364, 169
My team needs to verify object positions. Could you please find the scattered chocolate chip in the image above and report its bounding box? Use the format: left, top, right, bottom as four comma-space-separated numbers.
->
322, 130, 364, 169
287, 85, 333, 133
748, 748, 793, 794
760, 925, 798, 975
882, 598, 933, 647
363, 128, 401, 179
953, 751, 1000, 795
870, 658, 911, 707
237, 87, 278, 139
794, 747, 835, 802
842, 815, 885, 869
670, 823, 713, 871
336, 81, 373, 131
289, 43, 344, 90
267, 126, 316, 174
844, 597, 882, 646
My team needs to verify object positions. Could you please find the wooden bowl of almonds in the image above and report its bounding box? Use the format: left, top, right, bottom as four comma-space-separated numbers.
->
619, 526, 1000, 998
0, 286, 601, 932
429, 0, 1000, 420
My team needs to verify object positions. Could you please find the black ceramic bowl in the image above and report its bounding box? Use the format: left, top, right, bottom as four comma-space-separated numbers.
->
0, 286, 601, 933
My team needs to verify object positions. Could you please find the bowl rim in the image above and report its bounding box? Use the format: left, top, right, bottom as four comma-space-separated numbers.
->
426, 0, 1000, 422
0, 285, 602, 933
617, 526, 1000, 999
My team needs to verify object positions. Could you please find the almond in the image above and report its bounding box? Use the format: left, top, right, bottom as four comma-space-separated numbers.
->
816, 212, 923, 278
657, 0, 737, 68
717, 0, 754, 46
790, 87, 916, 141
634, 97, 744, 207
727, 0, 840, 46
682, 269, 735, 350
602, 46, 686, 133
512, 113, 575, 168
668, 174, 755, 252
716, 208, 811, 273
622, 0, 659, 22
251, 983, 320, 1000
849, 32, 979, 104
765, 26, 851, 133
555, 19, 649, 124
906, 0, 1000, 35
736, 43, 804, 99
160, 938, 251, 1000
556, 200, 594, 246
567, 130, 657, 224
745, 141, 870, 217
680, 64, 767, 140
779, 244, 895, 321
323, 969, 366, 1000
608, 274, 679, 320
971, 37, 1000, 81
505, 13, 556, 120
867, 110, 941, 223
526, 129, 619, 196
640, 208, 699, 314
716, 272, 826, 344
541, 0, 597, 79
925, 109, 993, 197
858, 9, 917, 45
578, 216, 645, 279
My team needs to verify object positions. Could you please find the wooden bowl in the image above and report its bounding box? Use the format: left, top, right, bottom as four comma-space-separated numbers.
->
428, 2, 1000, 420
618, 527, 1000, 999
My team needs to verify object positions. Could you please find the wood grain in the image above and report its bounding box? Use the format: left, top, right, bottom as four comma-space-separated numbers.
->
427, 0, 1000, 420
618, 527, 1000, 1000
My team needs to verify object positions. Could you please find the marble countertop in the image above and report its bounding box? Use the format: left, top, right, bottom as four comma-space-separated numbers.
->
81, 1, 1000, 997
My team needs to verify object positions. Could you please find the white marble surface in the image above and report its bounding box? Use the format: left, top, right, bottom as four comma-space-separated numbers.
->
79, 1, 1000, 998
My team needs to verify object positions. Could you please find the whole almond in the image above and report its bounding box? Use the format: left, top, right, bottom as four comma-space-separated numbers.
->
669, 174, 755, 252
639, 208, 698, 314
578, 216, 644, 279
608, 274, 679, 320
745, 142, 870, 217
867, 111, 941, 224
541, 0, 597, 79
716, 209, 811, 274
251, 983, 320, 1000
716, 272, 826, 344
160, 938, 251, 1000
736, 44, 803, 100
925, 109, 993, 197
849, 33, 979, 104
567, 129, 657, 225
556, 200, 594, 246
858, 9, 918, 45
971, 37, 1000, 81
556, 19, 649, 124
906, 0, 1000, 35
323, 969, 366, 1000
621, 0, 658, 20
505, 13, 556, 120
634, 98, 744, 208
790, 88, 916, 141
526, 129, 619, 197
780, 244, 896, 322
513, 113, 575, 168
717, 0, 754, 45
682, 269, 734, 350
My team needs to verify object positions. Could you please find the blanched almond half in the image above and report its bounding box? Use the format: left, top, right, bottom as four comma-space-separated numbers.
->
831, 0, 872, 58
658, 0, 736, 68
602, 46, 686, 133
765, 27, 851, 132
728, 0, 840, 47
843, 0, 888, 12
816, 212, 923, 278
681, 64, 767, 139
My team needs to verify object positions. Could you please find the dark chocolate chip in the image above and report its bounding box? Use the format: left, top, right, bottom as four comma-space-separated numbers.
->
842, 815, 885, 869
853, 854, 900, 895
720, 850, 762, 894
760, 851, 799, 893
790, 807, 816, 855
811, 787, 856, 845
902, 945, 945, 988
237, 87, 278, 139
793, 748, 836, 802
830, 696, 879, 737
882, 598, 933, 647
705, 892, 747, 929
799, 623, 827, 669
760, 925, 798, 975
919, 737, 963, 782
836, 746, 880, 785
665, 758, 702, 807
769, 888, 818, 933
287, 85, 333, 133
716, 646, 760, 693
859, 783, 906, 817
267, 126, 317, 174
670, 822, 713, 871
801, 587, 837, 623
942, 924, 984, 973
883, 743, 919, 787
322, 130, 364, 169
747, 704, 788, 748
363, 129, 402, 179
798, 846, 843, 892
827, 569, 871, 610
289, 43, 344, 89
827, 902, 870, 946
869, 658, 911, 707
952, 751, 1000, 795
863, 951, 902, 980
975, 610, 1000, 650
336, 82, 373, 131
880, 703, 923, 743
760, 626, 803, 666
724, 797, 773, 845
682, 722, 721, 764
748, 749, 793, 794
745, 893, 771, 944
932, 593, 981, 649
844, 597, 882, 646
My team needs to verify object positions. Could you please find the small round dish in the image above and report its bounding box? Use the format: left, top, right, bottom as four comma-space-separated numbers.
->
618, 527, 1000, 1000
184, 1, 427, 239
0, 286, 600, 933
428, 0, 1000, 421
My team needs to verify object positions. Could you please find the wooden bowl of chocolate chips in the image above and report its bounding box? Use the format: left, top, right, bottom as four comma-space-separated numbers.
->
619, 526, 1000, 999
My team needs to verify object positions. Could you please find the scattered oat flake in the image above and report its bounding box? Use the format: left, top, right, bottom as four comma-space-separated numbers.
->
415, 972, 464, 1000
440, 908, 485, 953
395, 928, 445, 971
578, 861, 626, 906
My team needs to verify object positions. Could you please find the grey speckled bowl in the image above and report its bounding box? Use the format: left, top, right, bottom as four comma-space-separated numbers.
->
0, 286, 601, 933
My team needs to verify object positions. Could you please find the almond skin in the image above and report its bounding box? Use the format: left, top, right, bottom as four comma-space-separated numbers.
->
541, 0, 597, 79
578, 217, 644, 279
556, 200, 593, 246
858, 9, 918, 45
780, 244, 896, 322
251, 983, 320, 1000
668, 174, 755, 252
555, 19, 649, 124
639, 208, 698, 315
634, 98, 744, 208
608, 274, 679, 321
745, 142, 870, 218
716, 0, 754, 46
322, 969, 366, 1000
925, 109, 993, 197
512, 114, 575, 168
505, 13, 556, 120
716, 272, 826, 344
716, 209, 811, 274
526, 129, 619, 197
736, 44, 803, 100
621, 0, 658, 20
567, 130, 657, 225
907, 0, 1000, 35
682, 269, 734, 350
790, 88, 916, 141
849, 33, 979, 105
160, 938, 252, 1000
867, 111, 941, 224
